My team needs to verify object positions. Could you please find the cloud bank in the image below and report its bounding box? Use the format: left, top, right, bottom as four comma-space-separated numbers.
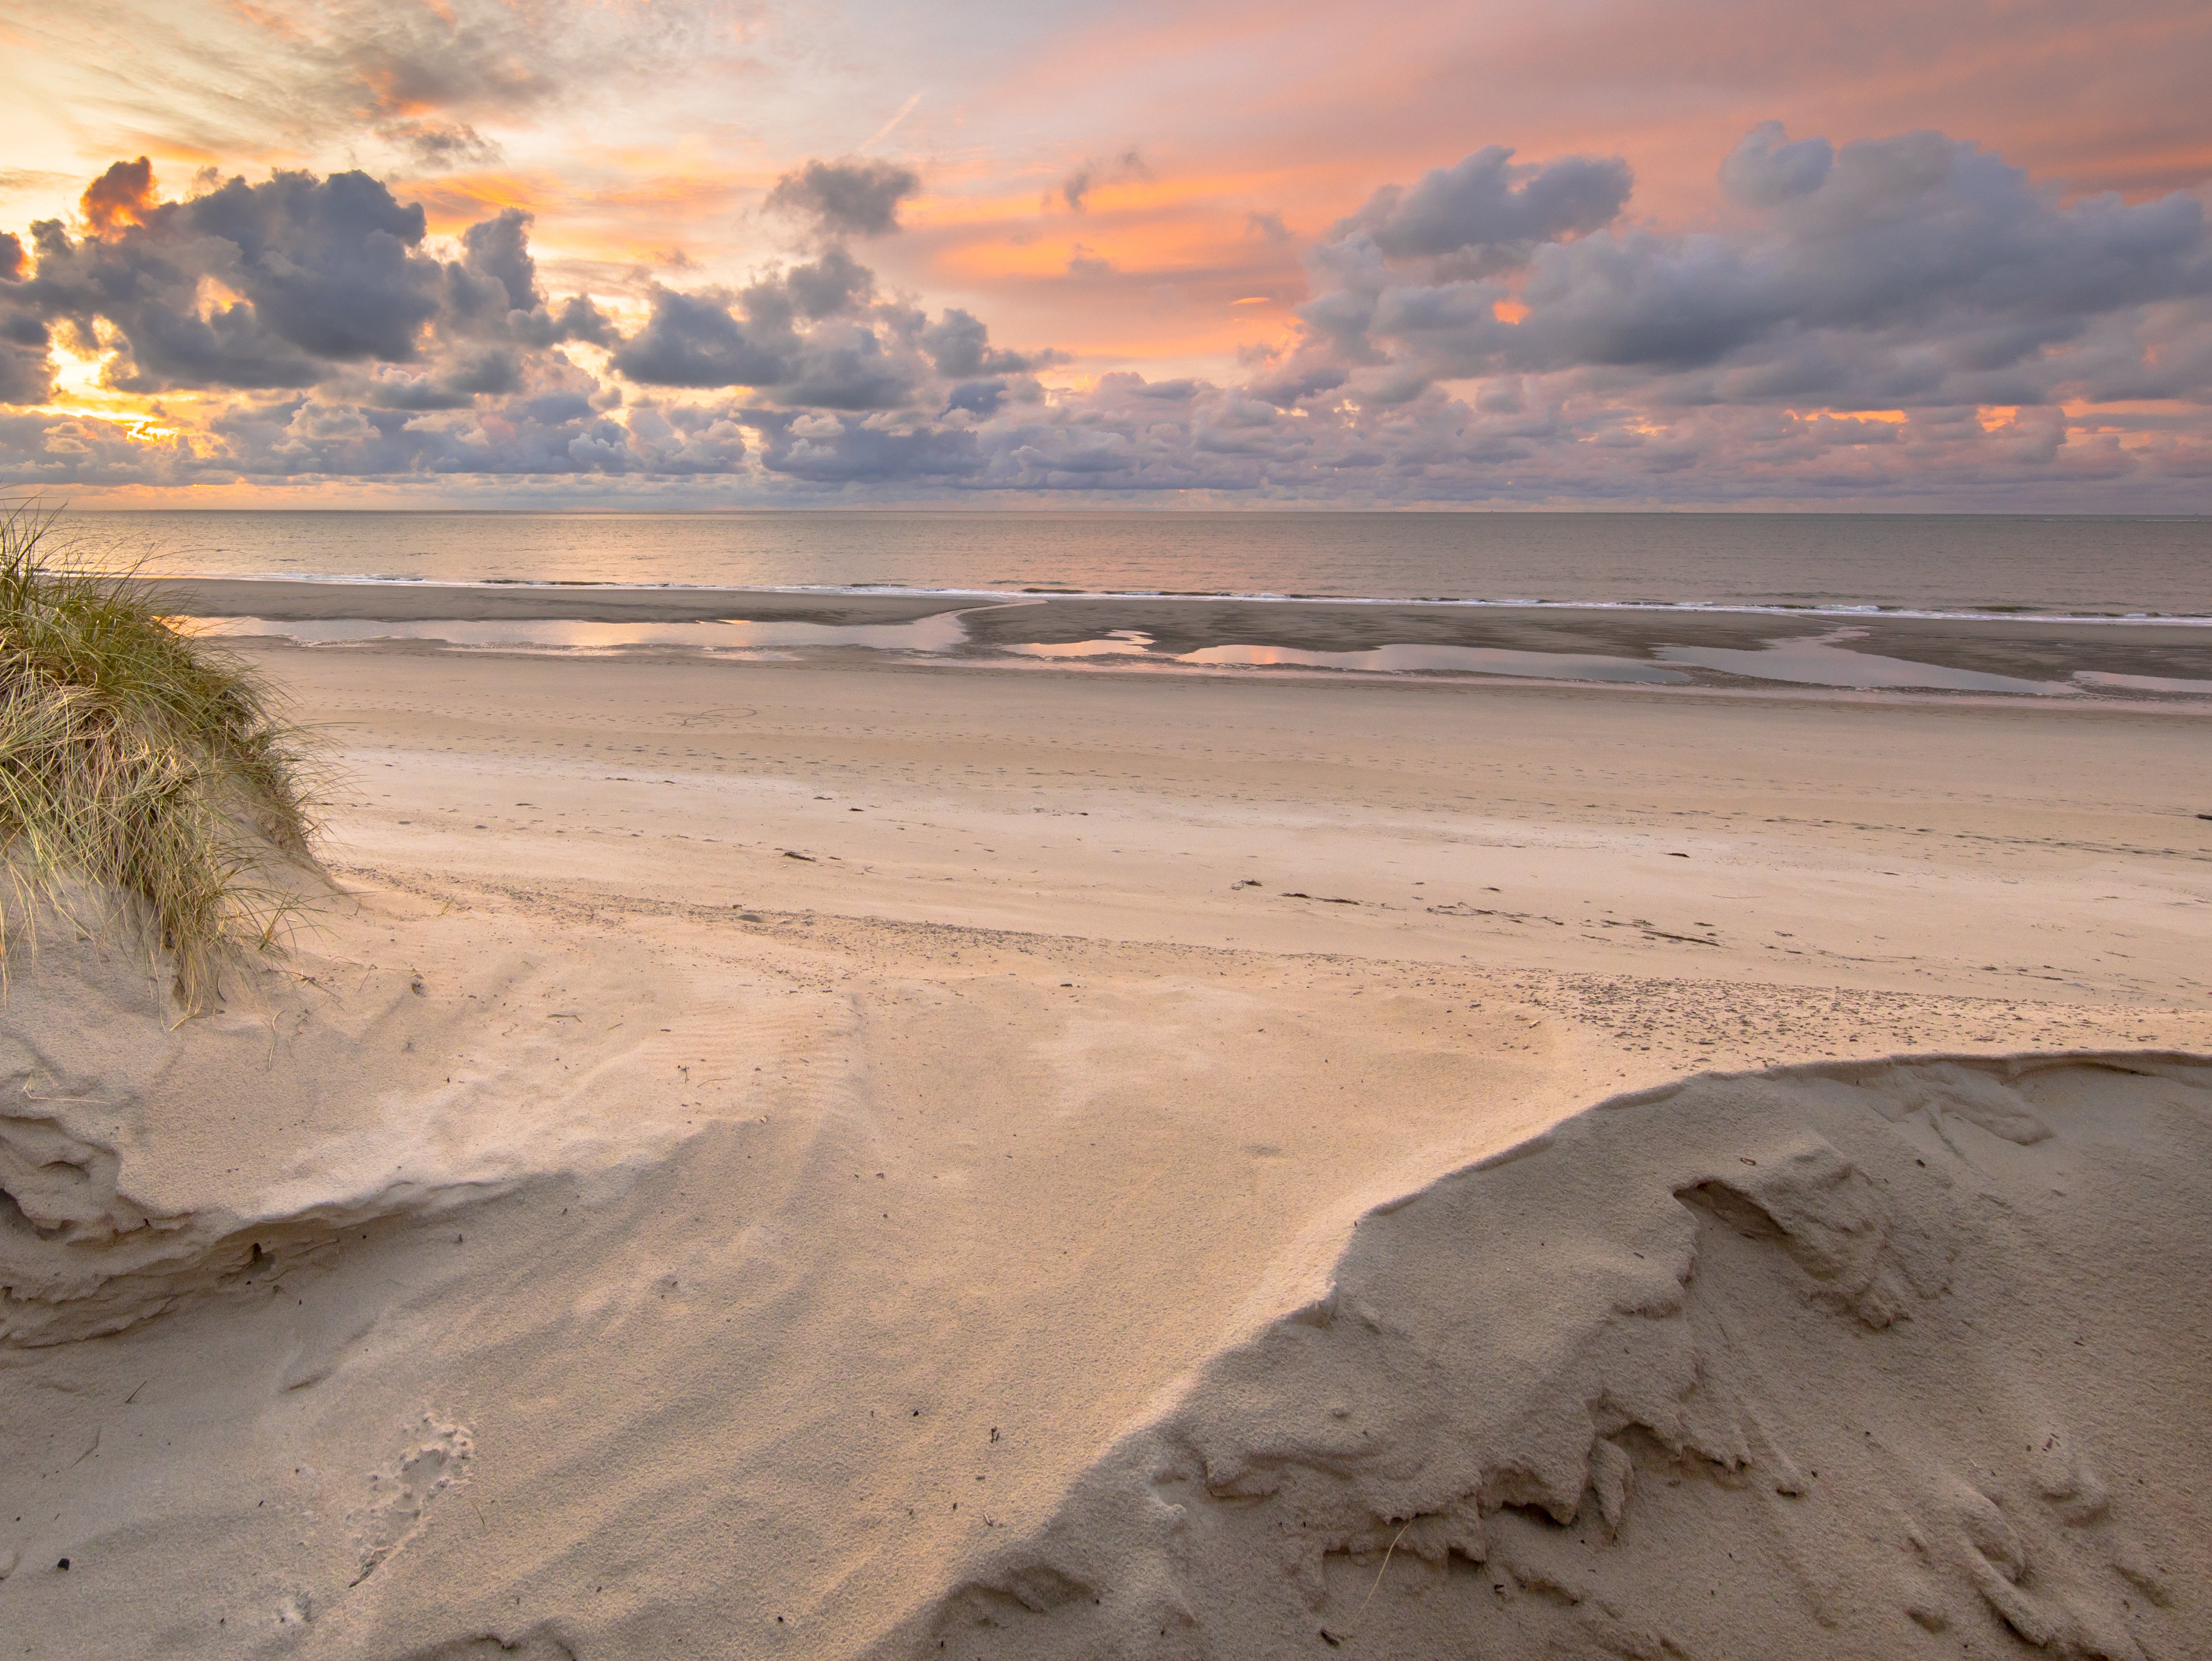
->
3, 126, 2208, 504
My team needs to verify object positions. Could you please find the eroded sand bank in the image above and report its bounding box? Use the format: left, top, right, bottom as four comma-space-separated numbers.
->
3, 645, 2207, 1657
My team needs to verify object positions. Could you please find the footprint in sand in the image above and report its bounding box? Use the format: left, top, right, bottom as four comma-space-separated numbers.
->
348, 1416, 475, 1587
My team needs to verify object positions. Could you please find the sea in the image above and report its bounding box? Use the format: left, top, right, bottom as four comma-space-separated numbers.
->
56, 511, 2212, 620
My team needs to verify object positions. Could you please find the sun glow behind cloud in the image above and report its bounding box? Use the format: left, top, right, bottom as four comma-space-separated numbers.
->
0, 0, 2208, 504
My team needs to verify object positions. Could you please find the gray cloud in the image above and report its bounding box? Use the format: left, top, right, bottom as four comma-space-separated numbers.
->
766, 157, 921, 240
920, 308, 1057, 378
383, 119, 503, 172
3, 168, 615, 409
770, 326, 917, 412
5, 133, 2210, 505
745, 410, 982, 482
0, 233, 51, 403
1060, 150, 1150, 213
601, 246, 1080, 411
944, 378, 1006, 417
1719, 122, 1833, 208
14, 166, 443, 393
0, 336, 51, 408
608, 287, 788, 390
1335, 145, 1631, 269
609, 250, 935, 408
457, 210, 538, 315
1262, 126, 2212, 417
740, 247, 876, 328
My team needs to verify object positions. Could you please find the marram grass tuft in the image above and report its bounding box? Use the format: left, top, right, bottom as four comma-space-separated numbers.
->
0, 503, 320, 1008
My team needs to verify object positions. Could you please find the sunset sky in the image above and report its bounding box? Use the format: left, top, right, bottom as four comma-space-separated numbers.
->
2, 0, 2208, 506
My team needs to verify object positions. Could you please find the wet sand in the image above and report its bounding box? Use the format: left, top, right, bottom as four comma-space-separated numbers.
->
145, 576, 2212, 687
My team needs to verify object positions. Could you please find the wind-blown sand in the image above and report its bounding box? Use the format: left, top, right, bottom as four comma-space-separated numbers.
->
3, 642, 2208, 1657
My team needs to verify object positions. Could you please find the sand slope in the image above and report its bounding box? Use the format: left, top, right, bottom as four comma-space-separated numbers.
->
0, 889, 736, 1350
7, 921, 2201, 1659
5, 647, 2208, 1657
893, 1055, 2211, 1660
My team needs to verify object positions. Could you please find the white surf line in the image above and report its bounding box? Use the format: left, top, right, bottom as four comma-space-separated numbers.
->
145, 572, 2212, 628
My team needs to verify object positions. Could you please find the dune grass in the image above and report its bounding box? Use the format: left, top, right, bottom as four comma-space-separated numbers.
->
0, 502, 319, 1007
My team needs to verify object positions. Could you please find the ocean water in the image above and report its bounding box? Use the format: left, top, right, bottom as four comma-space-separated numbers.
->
61, 510, 2212, 618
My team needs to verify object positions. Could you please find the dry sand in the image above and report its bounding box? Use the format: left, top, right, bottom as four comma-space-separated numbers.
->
3, 643, 2208, 1658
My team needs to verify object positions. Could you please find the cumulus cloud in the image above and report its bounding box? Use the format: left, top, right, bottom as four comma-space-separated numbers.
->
80, 157, 158, 233
0, 231, 54, 403
745, 409, 982, 482
455, 209, 539, 316
920, 308, 1057, 378
4, 131, 2210, 504
17, 165, 440, 391
0, 160, 668, 478
597, 233, 1065, 420
766, 157, 921, 240
748, 246, 876, 324
5, 166, 614, 412
1719, 122, 1833, 208
608, 287, 788, 390
1334, 146, 1630, 270
0, 155, 1075, 485
609, 245, 979, 411
1257, 125, 2212, 421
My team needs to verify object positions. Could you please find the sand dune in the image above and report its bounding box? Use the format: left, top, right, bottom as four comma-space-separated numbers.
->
0, 888, 732, 1350
7, 935, 2203, 1655
895, 1054, 2211, 1660
3, 644, 2207, 1656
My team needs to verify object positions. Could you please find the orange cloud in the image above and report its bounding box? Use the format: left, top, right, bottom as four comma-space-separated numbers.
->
81, 156, 157, 232
392, 170, 588, 236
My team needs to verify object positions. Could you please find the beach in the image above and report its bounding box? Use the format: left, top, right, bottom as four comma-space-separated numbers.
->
13, 0, 2212, 1648
3, 638, 2209, 1657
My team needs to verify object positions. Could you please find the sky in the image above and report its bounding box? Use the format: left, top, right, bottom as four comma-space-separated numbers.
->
1, 0, 2208, 508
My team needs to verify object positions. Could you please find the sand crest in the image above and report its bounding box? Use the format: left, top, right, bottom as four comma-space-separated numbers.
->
892, 1054, 2211, 1660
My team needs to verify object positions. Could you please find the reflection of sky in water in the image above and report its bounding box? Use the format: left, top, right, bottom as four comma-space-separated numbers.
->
191, 612, 976, 652
2072, 669, 2212, 695
1653, 631, 2073, 694
184, 615, 2208, 698
1177, 641, 1690, 682
1004, 630, 1156, 658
